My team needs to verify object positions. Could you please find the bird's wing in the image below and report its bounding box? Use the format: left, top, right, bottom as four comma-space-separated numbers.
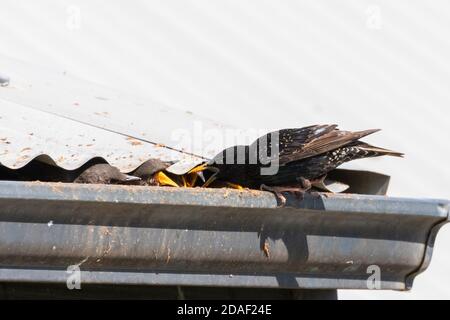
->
278, 128, 381, 164
255, 125, 382, 165
253, 124, 337, 164
277, 125, 338, 156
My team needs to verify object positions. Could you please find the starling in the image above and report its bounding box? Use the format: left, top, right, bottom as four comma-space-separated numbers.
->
131, 159, 170, 178
130, 158, 202, 187
130, 159, 171, 185
74, 164, 141, 184
195, 124, 403, 203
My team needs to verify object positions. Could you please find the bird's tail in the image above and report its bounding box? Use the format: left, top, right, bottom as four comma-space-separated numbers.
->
355, 142, 404, 157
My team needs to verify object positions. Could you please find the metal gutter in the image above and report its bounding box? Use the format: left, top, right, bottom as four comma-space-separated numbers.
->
0, 181, 448, 290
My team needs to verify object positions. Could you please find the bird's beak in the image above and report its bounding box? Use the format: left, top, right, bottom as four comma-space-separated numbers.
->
154, 171, 180, 187
188, 163, 209, 174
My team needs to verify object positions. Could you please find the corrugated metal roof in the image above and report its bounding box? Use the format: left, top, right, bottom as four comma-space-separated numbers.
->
0, 100, 188, 171
0, 55, 229, 171
1, 0, 450, 299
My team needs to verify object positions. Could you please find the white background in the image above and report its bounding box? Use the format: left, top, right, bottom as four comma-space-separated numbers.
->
1, 0, 449, 299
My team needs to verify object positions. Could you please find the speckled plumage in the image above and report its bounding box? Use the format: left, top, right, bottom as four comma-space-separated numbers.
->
209, 125, 403, 188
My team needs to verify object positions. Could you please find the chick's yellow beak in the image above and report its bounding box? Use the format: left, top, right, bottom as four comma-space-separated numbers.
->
154, 171, 180, 187
188, 163, 209, 174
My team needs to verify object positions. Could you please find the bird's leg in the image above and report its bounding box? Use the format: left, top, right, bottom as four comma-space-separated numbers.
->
309, 174, 326, 197
298, 177, 312, 191
292, 177, 313, 200
260, 178, 312, 206
260, 184, 288, 206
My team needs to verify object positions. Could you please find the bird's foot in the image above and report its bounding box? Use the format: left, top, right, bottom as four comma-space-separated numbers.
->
260, 184, 288, 206
260, 180, 312, 206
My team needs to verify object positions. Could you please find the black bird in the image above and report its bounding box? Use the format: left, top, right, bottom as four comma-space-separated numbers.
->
74, 164, 141, 185
130, 159, 171, 184
196, 124, 403, 202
